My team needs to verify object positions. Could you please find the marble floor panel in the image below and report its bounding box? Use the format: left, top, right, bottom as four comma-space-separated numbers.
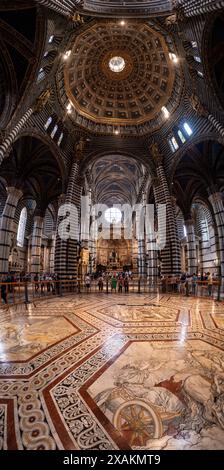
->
0, 293, 224, 450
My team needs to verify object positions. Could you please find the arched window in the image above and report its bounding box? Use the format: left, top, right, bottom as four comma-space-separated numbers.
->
183, 122, 193, 136
44, 116, 52, 130
57, 132, 64, 146
178, 129, 186, 144
104, 207, 122, 224
37, 67, 45, 82
169, 136, 179, 152
194, 56, 201, 63
17, 207, 27, 248
51, 124, 58, 138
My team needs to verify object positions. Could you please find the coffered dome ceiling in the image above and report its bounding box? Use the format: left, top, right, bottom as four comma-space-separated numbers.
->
61, 20, 182, 135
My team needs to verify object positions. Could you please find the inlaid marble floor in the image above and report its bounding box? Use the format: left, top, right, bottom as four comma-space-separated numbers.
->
0, 293, 224, 450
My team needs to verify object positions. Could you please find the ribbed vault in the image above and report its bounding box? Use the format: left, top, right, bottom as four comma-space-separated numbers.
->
89, 155, 145, 205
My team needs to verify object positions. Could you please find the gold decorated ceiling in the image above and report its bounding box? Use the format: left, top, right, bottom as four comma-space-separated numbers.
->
64, 21, 177, 128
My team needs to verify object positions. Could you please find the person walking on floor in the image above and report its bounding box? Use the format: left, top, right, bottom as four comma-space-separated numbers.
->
124, 276, 129, 293
111, 276, 117, 293
98, 276, 103, 292
85, 274, 91, 292
207, 272, 213, 297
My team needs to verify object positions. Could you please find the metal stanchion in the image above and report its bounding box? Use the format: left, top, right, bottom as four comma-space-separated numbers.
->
217, 269, 221, 302
59, 280, 63, 297
138, 278, 141, 294
24, 280, 30, 304
106, 279, 109, 294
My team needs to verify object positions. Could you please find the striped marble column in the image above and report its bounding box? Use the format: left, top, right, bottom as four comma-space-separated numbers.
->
31, 215, 44, 275
179, 0, 224, 17
185, 218, 197, 275
88, 200, 97, 275
54, 194, 66, 276
146, 239, 158, 284
154, 167, 181, 277
131, 237, 138, 276
138, 239, 146, 277
207, 114, 224, 141
0, 108, 33, 165
49, 233, 56, 273
55, 161, 82, 282
208, 192, 224, 292
0, 187, 23, 274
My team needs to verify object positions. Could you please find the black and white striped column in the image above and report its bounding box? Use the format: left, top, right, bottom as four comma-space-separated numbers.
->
31, 215, 44, 275
0, 187, 23, 274
138, 239, 146, 277
54, 194, 66, 276
146, 239, 158, 285
185, 218, 197, 275
55, 161, 82, 282
179, 0, 224, 17
89, 212, 97, 274
208, 192, 224, 292
135, 199, 146, 277
86, 192, 96, 274
49, 233, 56, 273
154, 167, 181, 276
0, 108, 33, 165
131, 237, 138, 276
208, 114, 224, 141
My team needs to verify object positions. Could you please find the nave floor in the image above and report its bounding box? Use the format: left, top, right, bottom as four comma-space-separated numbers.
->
0, 293, 224, 450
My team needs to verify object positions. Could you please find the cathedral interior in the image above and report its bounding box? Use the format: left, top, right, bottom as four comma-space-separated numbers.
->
0, 0, 224, 452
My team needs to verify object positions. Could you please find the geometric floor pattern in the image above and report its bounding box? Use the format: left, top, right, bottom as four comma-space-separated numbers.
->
0, 293, 224, 450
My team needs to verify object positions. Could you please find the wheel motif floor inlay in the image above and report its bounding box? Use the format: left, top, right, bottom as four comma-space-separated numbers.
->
0, 293, 224, 450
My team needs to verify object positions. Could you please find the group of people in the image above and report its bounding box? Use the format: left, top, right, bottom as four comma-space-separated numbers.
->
110, 274, 130, 293
0, 272, 61, 304
161, 272, 217, 297
85, 270, 133, 293
33, 273, 60, 293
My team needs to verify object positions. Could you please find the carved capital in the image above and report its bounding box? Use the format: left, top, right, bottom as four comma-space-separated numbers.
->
33, 207, 45, 219
170, 196, 177, 208
149, 142, 163, 167
6, 186, 23, 200
184, 218, 194, 227
190, 94, 208, 118
33, 89, 51, 113
58, 193, 66, 207
151, 176, 160, 188
166, 7, 185, 25
75, 137, 86, 161
71, 13, 84, 24
208, 192, 223, 205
